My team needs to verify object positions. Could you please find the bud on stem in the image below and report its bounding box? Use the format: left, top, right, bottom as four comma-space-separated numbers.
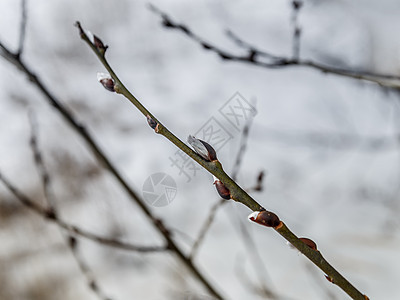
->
187, 135, 217, 161
248, 210, 281, 228
213, 176, 231, 199
299, 237, 317, 250
93, 35, 108, 54
97, 72, 115, 92
146, 115, 158, 130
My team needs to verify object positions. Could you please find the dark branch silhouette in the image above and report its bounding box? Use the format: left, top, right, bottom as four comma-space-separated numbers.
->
28, 112, 112, 300
0, 170, 168, 254
17, 0, 27, 57
190, 115, 255, 259
0, 22, 223, 299
149, 4, 400, 89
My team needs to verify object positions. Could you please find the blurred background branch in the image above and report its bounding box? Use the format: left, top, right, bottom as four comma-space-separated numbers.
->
1, 0, 399, 299
149, 4, 400, 89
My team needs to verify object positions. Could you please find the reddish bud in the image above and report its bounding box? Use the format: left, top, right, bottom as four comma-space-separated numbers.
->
97, 72, 115, 92
248, 210, 280, 227
146, 115, 157, 130
299, 237, 317, 250
188, 135, 217, 161
93, 35, 108, 53
213, 176, 230, 199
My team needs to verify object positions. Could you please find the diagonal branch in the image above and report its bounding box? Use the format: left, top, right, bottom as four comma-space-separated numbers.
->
0, 37, 222, 300
190, 114, 255, 260
0, 170, 168, 254
149, 5, 400, 90
29, 111, 111, 300
75, 21, 369, 300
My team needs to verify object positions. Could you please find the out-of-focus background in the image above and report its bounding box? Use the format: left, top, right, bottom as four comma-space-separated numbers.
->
1, 0, 400, 299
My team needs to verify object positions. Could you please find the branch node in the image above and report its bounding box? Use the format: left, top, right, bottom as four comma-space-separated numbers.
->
44, 207, 57, 220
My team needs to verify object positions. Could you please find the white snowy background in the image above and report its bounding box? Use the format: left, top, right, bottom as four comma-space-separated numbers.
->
1, 0, 399, 299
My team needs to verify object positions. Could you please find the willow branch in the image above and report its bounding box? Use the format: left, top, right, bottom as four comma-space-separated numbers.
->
149, 5, 400, 90
191, 116, 254, 259
1, 31, 222, 300
75, 21, 369, 300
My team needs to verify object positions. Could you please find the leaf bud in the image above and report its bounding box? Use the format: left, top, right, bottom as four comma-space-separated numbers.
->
248, 210, 281, 227
187, 135, 217, 161
213, 176, 231, 199
97, 72, 115, 92
299, 237, 318, 251
146, 115, 158, 130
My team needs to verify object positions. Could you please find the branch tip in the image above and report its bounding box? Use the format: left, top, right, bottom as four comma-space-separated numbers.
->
75, 21, 84, 37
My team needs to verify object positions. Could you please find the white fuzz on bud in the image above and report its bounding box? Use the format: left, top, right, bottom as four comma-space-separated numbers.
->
248, 211, 261, 222
187, 135, 217, 161
97, 72, 115, 92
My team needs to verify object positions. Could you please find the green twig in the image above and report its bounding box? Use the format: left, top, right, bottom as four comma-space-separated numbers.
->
75, 22, 369, 300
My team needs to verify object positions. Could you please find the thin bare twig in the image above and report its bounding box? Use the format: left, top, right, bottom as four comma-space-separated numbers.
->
75, 20, 369, 300
68, 236, 112, 300
304, 262, 338, 300
0, 27, 222, 300
247, 171, 265, 193
190, 114, 255, 260
0, 170, 168, 254
234, 254, 296, 300
149, 4, 400, 89
231, 113, 255, 181
189, 198, 225, 260
28, 111, 54, 206
17, 0, 27, 57
28, 111, 112, 300
236, 219, 278, 299
290, 1, 303, 60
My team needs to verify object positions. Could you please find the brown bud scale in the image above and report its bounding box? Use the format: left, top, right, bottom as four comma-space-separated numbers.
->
100, 79, 115, 92
146, 115, 157, 130
93, 35, 108, 53
299, 237, 318, 251
188, 135, 217, 161
248, 210, 280, 227
199, 140, 217, 161
214, 180, 231, 199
